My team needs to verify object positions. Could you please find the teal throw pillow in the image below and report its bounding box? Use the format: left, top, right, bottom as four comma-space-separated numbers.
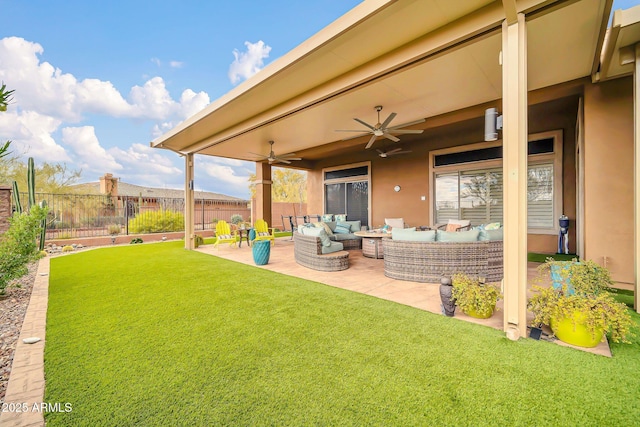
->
334, 224, 351, 234
321, 214, 334, 222
302, 226, 332, 247
479, 228, 504, 241
334, 214, 347, 222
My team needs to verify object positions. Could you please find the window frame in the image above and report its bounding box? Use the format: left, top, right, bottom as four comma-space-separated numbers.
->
322, 161, 371, 225
428, 130, 563, 234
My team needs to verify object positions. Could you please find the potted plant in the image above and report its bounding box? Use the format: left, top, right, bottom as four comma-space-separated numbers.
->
451, 273, 502, 319
528, 259, 632, 347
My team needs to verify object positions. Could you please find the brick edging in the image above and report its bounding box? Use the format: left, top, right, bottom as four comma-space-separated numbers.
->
0, 257, 49, 427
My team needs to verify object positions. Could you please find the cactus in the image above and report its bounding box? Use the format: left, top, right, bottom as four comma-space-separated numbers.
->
11, 180, 22, 214
27, 157, 36, 209
38, 200, 48, 251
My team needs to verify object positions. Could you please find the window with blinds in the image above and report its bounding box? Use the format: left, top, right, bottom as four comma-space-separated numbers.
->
431, 131, 562, 234
435, 164, 553, 228
323, 163, 370, 227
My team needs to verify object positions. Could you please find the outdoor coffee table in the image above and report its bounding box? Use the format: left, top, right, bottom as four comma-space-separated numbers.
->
354, 231, 391, 259
237, 228, 251, 248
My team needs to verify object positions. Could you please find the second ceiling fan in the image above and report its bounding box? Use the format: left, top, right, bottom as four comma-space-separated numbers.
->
336, 105, 425, 149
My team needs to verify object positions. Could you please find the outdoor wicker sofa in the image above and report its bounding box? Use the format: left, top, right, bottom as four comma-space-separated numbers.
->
294, 232, 350, 272
382, 239, 504, 283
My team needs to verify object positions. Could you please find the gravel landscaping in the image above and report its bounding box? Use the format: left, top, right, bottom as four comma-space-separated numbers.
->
0, 261, 37, 404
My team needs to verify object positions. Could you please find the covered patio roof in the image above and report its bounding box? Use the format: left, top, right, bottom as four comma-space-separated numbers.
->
151, 0, 611, 167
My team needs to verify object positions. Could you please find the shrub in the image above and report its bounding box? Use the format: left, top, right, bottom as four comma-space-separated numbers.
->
128, 210, 184, 234
107, 224, 121, 235
194, 234, 204, 248
451, 273, 502, 318
130, 238, 143, 244
230, 214, 243, 225
62, 245, 74, 252
0, 206, 47, 294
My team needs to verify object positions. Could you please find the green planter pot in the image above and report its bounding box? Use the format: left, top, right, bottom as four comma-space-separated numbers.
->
252, 240, 271, 265
463, 303, 495, 319
550, 312, 604, 348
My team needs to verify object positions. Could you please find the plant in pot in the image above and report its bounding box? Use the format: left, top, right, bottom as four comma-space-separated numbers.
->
451, 273, 502, 319
528, 259, 632, 347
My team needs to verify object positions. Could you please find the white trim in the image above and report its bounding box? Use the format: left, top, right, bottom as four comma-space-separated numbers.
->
428, 129, 563, 234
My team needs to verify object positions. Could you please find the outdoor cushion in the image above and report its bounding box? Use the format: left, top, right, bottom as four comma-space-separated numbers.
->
436, 229, 480, 242
314, 221, 335, 236
321, 214, 334, 222
301, 225, 332, 247
257, 232, 271, 237
479, 228, 504, 241
392, 228, 436, 242
340, 220, 361, 232
331, 233, 360, 241
334, 214, 347, 222
217, 234, 232, 240
321, 240, 344, 254
385, 218, 404, 229
484, 222, 502, 230
323, 221, 337, 232
334, 224, 351, 234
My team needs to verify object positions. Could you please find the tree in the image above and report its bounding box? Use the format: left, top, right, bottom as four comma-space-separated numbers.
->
0, 83, 15, 159
0, 157, 82, 193
248, 167, 307, 203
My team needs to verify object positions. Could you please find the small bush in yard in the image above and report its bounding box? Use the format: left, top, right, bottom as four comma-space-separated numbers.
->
128, 210, 184, 234
0, 206, 47, 295
62, 245, 74, 252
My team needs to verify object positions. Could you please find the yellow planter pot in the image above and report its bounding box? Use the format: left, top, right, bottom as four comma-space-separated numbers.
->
463, 304, 495, 319
550, 312, 604, 348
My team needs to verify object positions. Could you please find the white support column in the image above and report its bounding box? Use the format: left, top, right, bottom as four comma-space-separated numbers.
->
634, 44, 640, 312
184, 153, 195, 250
502, 13, 528, 339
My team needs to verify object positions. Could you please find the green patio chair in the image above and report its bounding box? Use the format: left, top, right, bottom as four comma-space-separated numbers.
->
252, 219, 275, 246
213, 220, 237, 249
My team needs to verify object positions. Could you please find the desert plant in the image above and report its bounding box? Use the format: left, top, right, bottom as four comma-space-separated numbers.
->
451, 273, 502, 319
130, 238, 143, 244
194, 234, 204, 248
0, 205, 47, 294
528, 259, 632, 344
62, 245, 74, 252
107, 224, 121, 235
230, 214, 243, 225
128, 210, 184, 234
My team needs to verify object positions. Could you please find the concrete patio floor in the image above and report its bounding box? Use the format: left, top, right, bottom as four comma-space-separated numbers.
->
197, 236, 611, 356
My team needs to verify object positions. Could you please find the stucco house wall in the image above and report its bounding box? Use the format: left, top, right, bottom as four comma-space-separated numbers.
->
583, 76, 634, 284
308, 87, 580, 255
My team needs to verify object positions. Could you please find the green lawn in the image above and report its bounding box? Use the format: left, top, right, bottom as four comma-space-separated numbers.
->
45, 242, 640, 426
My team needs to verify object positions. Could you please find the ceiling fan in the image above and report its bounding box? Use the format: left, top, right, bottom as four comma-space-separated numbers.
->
377, 147, 412, 158
249, 140, 301, 164
336, 105, 425, 149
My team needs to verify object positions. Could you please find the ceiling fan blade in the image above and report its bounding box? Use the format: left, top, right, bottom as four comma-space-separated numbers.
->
278, 152, 298, 157
385, 147, 403, 155
365, 134, 378, 149
354, 118, 376, 131
387, 129, 424, 134
248, 152, 269, 160
335, 129, 371, 133
388, 150, 412, 156
274, 158, 292, 164
279, 157, 301, 161
388, 118, 425, 129
383, 133, 400, 142
376, 149, 384, 155
380, 112, 397, 129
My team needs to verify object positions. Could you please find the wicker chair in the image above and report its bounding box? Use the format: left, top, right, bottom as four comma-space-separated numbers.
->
294, 232, 349, 272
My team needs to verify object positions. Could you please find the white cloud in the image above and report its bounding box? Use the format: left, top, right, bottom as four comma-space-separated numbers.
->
228, 40, 271, 85
169, 61, 183, 68
151, 57, 161, 67
109, 143, 182, 187
61, 126, 122, 172
0, 109, 69, 161
0, 37, 209, 123
197, 156, 252, 196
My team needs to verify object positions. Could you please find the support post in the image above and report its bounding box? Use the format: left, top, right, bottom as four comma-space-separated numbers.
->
255, 163, 272, 226
502, 13, 528, 340
634, 43, 640, 312
184, 153, 195, 250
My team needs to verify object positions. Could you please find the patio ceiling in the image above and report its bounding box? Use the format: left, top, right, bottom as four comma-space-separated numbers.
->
151, 0, 611, 167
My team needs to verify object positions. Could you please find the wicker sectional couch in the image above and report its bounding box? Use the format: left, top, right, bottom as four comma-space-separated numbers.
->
382, 239, 504, 283
294, 232, 350, 271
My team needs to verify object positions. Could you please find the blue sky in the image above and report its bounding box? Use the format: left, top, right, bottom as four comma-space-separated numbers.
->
0, 0, 638, 198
